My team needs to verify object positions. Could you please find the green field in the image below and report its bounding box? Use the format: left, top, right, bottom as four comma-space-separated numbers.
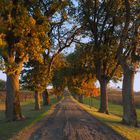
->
79, 96, 140, 140
0, 97, 58, 140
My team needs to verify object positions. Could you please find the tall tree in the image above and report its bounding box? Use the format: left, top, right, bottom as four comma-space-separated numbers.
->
21, 54, 66, 110
115, 0, 139, 126
77, 0, 139, 125
21, 0, 79, 109
21, 60, 50, 110
76, 0, 123, 114
0, 0, 66, 121
42, 89, 50, 106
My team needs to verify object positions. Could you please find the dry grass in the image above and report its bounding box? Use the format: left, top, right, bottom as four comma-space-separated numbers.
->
0, 90, 34, 103
106, 88, 140, 107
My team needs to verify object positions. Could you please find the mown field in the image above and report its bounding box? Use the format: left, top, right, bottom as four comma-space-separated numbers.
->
0, 93, 58, 140
107, 88, 140, 107
0, 90, 34, 103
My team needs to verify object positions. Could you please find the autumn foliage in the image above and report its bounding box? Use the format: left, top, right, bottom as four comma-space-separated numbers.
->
81, 82, 99, 97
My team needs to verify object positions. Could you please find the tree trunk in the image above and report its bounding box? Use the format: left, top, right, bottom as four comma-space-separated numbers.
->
122, 68, 137, 126
42, 90, 50, 106
6, 74, 23, 121
34, 91, 41, 111
98, 79, 109, 114
78, 94, 83, 103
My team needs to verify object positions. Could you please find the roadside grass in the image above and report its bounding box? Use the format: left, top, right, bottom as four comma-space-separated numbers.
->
0, 97, 58, 140
83, 97, 140, 121
78, 96, 140, 140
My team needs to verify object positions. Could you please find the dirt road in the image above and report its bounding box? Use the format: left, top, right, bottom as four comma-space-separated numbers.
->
14, 95, 125, 140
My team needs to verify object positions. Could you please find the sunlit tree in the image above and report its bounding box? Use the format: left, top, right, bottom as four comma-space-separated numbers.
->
0, 0, 66, 121
76, 0, 123, 114
115, 0, 140, 126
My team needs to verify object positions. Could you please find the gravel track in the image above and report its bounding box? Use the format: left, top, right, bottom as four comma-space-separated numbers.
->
13, 95, 125, 140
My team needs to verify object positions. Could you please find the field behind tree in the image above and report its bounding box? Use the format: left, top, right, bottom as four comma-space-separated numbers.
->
0, 89, 53, 104
0, 90, 34, 104
107, 88, 140, 107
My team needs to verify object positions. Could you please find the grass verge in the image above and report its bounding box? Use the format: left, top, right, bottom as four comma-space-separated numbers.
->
0, 97, 58, 140
72, 96, 140, 140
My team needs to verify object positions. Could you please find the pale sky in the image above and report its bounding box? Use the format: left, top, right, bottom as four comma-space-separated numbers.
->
0, 71, 6, 81
110, 72, 140, 92
133, 72, 140, 92
0, 70, 140, 91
